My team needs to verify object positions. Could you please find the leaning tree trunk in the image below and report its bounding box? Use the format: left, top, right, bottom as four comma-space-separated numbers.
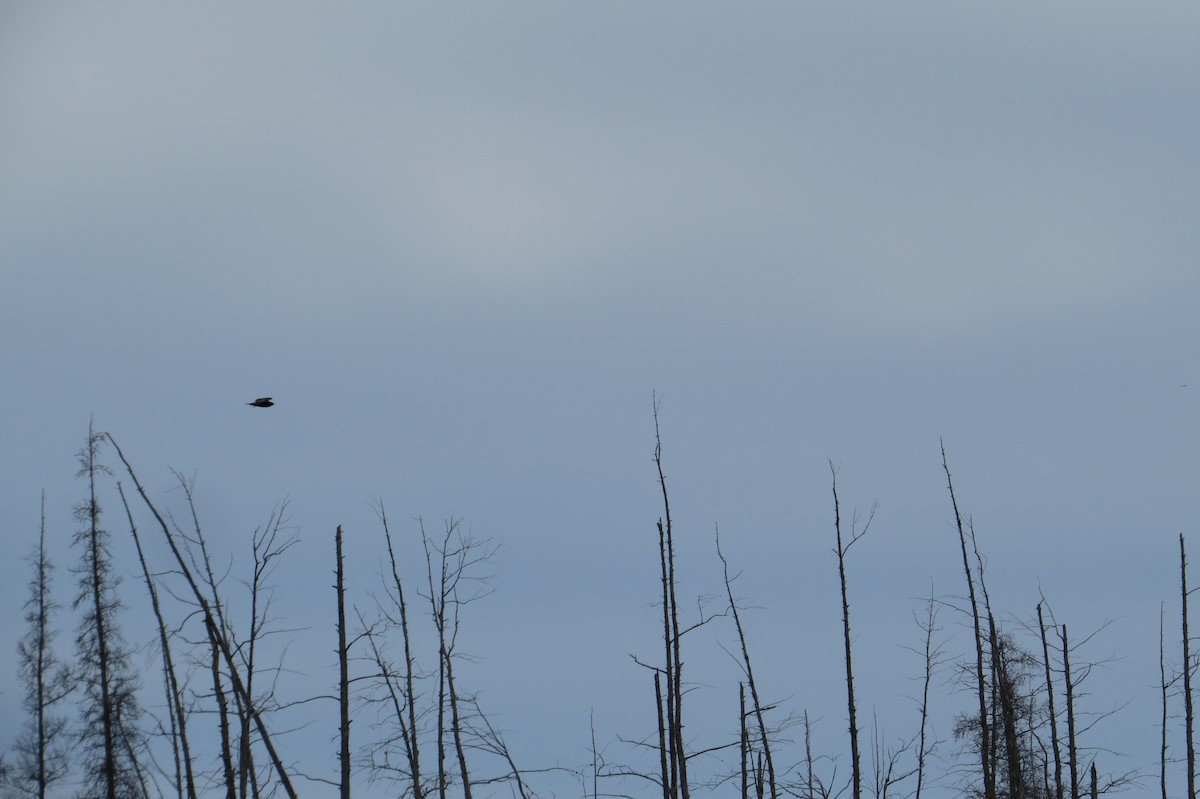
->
941, 443, 994, 799
831, 467, 863, 799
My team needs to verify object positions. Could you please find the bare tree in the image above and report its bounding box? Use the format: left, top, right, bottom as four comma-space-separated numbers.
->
164, 472, 237, 798
336, 525, 352, 799
208, 620, 237, 799
1161, 603, 1171, 799
1038, 603, 1064, 799
7, 492, 74, 799
106, 434, 298, 799
739, 685, 750, 799
422, 518, 496, 799
868, 708, 918, 799
992, 627, 1028, 799
590, 709, 601, 799
830, 461, 874, 799
1051, 621, 1136, 799
796, 710, 837, 799
73, 423, 144, 799
941, 441, 995, 799
464, 697, 533, 799
235, 502, 296, 799
626, 400, 719, 799
166, 475, 297, 799
117, 483, 197, 799
1184, 534, 1197, 799
362, 504, 427, 799
716, 525, 777, 799
910, 585, 945, 799
952, 626, 1055, 799
654, 398, 689, 799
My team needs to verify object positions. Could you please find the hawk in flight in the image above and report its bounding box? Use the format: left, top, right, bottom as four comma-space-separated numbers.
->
247, 397, 274, 408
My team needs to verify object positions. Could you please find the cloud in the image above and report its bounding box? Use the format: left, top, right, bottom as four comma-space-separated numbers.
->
2, 2, 1197, 350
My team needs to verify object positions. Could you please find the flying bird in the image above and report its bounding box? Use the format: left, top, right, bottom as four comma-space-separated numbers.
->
247, 397, 274, 408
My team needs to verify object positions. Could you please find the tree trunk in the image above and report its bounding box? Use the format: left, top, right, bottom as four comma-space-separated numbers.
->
336, 526, 352, 799
655, 673, 670, 799
210, 622, 237, 799
718, 530, 777, 799
831, 467, 862, 799
941, 443, 994, 799
1162, 604, 1171, 799
740, 684, 749, 799
1038, 604, 1064, 799
380, 507, 424, 799
1185, 535, 1197, 799
653, 400, 688, 799
914, 589, 938, 799
445, 646, 472, 799
120, 485, 196, 799
1062, 625, 1079, 799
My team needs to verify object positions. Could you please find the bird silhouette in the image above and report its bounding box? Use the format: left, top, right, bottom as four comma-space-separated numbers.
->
247, 397, 274, 408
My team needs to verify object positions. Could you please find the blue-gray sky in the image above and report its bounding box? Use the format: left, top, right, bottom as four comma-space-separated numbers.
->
2, 3, 1199, 797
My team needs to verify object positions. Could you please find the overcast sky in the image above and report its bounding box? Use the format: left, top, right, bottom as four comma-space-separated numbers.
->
2, 3, 1199, 798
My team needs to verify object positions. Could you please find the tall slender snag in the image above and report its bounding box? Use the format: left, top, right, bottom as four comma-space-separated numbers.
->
118, 484, 197, 799
740, 685, 749, 799
445, 633, 473, 799
590, 709, 601, 799
1162, 603, 1170, 799
1185, 534, 1197, 799
830, 463, 869, 799
209, 623, 237, 799
424, 524, 450, 799
1038, 603, 1064, 799
12, 491, 74, 799
336, 526, 352, 799
657, 519, 678, 799
1061, 625, 1079, 799
31, 491, 61, 799
941, 441, 994, 799
655, 672, 670, 799
717, 527, 777, 799
653, 397, 688, 799
914, 587, 940, 799
379, 505, 425, 799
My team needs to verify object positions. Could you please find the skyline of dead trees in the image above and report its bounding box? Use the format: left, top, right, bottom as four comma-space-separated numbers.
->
941, 441, 1138, 799
0, 418, 1182, 799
